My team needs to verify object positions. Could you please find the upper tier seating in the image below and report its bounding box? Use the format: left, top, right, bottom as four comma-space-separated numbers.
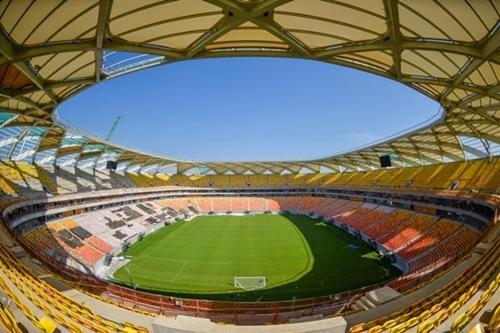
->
0, 158, 498, 200
127, 172, 169, 187
121, 158, 499, 194
0, 162, 47, 197
0, 163, 135, 199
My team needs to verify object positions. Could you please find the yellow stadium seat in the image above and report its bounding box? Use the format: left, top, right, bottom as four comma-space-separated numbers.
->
394, 313, 410, 324
382, 319, 398, 329
389, 323, 407, 333
468, 323, 485, 333
38, 316, 57, 333
466, 300, 482, 318
96, 316, 119, 331
406, 317, 420, 328
487, 305, 500, 332
478, 290, 493, 306
418, 310, 432, 321
430, 301, 445, 314
121, 327, 140, 333
67, 322, 85, 333
447, 301, 461, 315
451, 312, 471, 333
367, 325, 384, 333
0, 307, 22, 333
467, 284, 479, 296
349, 323, 366, 333
458, 293, 469, 306
416, 319, 435, 333
487, 279, 498, 291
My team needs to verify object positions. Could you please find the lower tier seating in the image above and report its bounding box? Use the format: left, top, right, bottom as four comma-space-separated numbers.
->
397, 219, 461, 260
19, 202, 168, 272
0, 243, 148, 332
380, 214, 437, 251
407, 226, 479, 271
12, 195, 482, 316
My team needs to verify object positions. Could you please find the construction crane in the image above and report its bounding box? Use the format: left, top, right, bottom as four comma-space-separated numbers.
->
100, 116, 123, 172
105, 115, 123, 141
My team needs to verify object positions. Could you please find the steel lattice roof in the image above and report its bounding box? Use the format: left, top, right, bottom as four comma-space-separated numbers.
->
0, 0, 498, 175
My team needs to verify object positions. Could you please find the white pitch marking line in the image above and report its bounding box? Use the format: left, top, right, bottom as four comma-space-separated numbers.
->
171, 261, 189, 282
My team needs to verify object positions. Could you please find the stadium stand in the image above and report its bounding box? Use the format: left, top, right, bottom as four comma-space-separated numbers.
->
248, 197, 267, 212
0, 242, 148, 333
339, 205, 384, 230
0, 159, 498, 199
329, 200, 364, 220
0, 1, 496, 332
361, 210, 415, 240
396, 219, 462, 260
195, 197, 213, 214
18, 202, 171, 276
406, 226, 480, 272
266, 197, 282, 213
229, 196, 246, 212
380, 214, 438, 251
297, 196, 324, 212
0, 182, 495, 331
351, 243, 499, 333
15, 195, 482, 291
211, 197, 230, 213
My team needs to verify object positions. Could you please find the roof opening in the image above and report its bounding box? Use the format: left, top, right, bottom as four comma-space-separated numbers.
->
58, 57, 439, 162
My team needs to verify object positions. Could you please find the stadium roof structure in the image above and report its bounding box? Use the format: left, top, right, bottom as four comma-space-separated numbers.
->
0, 0, 498, 175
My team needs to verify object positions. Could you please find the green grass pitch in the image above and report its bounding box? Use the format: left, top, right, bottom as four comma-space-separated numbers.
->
112, 214, 401, 301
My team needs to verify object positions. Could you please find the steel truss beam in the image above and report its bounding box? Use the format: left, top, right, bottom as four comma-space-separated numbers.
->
0, 1, 496, 174
95, 0, 114, 83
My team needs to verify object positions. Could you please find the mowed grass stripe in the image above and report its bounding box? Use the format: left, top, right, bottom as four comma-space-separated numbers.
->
112, 214, 401, 301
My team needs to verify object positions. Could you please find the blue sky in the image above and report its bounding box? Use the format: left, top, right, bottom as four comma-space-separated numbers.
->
58, 57, 439, 162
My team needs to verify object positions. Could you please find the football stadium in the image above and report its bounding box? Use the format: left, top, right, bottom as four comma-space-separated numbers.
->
0, 1, 498, 332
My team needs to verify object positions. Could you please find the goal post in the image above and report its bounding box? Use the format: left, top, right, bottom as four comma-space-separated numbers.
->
234, 276, 267, 290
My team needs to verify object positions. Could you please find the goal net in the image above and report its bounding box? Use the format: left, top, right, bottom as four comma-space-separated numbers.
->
234, 276, 267, 290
